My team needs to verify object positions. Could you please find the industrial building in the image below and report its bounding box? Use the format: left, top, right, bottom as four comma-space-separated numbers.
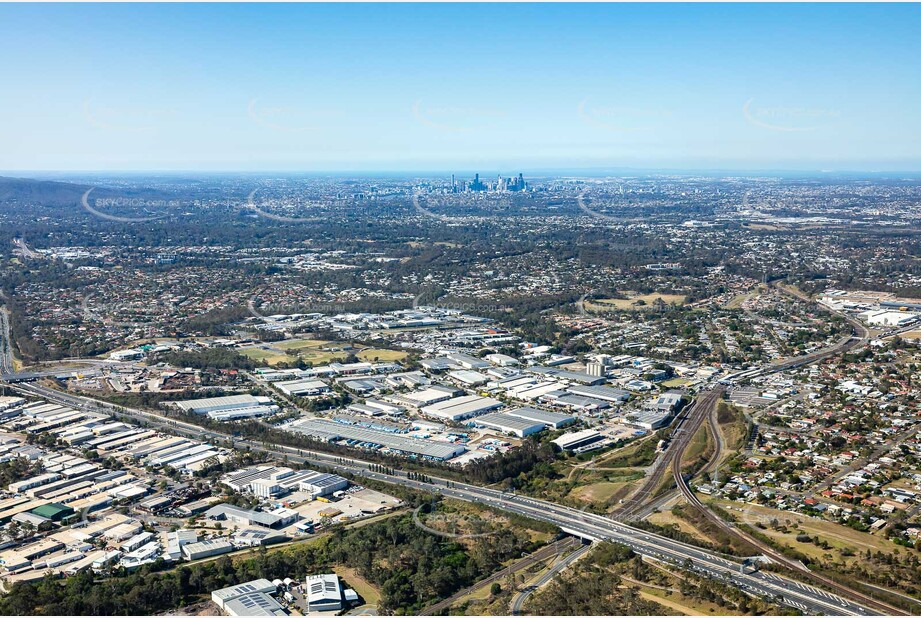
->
221, 465, 348, 498
285, 417, 466, 460
472, 413, 545, 438
212, 578, 285, 616
172, 394, 280, 421
566, 384, 631, 403
203, 504, 300, 529
305, 573, 343, 611
502, 406, 575, 429
552, 429, 606, 452
419, 394, 503, 422
273, 378, 331, 397
182, 538, 235, 561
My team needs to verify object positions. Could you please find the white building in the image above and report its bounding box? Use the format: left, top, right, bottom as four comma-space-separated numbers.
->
305, 573, 343, 611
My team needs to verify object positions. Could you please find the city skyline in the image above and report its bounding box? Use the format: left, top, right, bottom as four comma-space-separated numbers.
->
1, 3, 920, 172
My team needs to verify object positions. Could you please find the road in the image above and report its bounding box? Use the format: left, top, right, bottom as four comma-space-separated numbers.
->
671, 422, 903, 616
0, 307, 14, 376
5, 380, 888, 616
509, 542, 592, 615
418, 537, 578, 615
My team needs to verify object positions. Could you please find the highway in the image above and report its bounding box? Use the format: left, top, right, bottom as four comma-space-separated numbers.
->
0, 307, 14, 376
5, 380, 883, 615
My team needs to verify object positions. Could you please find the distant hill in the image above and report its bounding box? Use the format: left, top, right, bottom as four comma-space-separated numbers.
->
0, 176, 93, 207
0, 176, 175, 212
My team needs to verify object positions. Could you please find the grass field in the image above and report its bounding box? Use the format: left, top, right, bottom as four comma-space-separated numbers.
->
585, 293, 686, 312
899, 330, 921, 340
723, 292, 757, 310
567, 480, 635, 506
647, 508, 716, 547
715, 500, 900, 563
661, 378, 692, 388
336, 565, 381, 607
240, 338, 408, 366
357, 348, 409, 362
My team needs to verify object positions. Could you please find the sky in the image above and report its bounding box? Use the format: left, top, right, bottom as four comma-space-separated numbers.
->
1, 3, 920, 173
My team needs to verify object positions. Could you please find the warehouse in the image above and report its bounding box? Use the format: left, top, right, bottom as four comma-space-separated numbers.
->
420, 395, 503, 422
274, 378, 331, 397
552, 429, 605, 452
221, 466, 349, 498
305, 573, 343, 611
30, 502, 74, 522
172, 394, 279, 421
504, 406, 576, 429
182, 538, 234, 561
203, 504, 299, 529
473, 413, 545, 438
566, 384, 631, 403
285, 418, 466, 460
528, 366, 607, 385
626, 409, 672, 430
212, 579, 277, 611
447, 370, 489, 387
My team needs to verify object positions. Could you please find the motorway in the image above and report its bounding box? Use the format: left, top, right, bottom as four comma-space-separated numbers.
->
5, 380, 882, 615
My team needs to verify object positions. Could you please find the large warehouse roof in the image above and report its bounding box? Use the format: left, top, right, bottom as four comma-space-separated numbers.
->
285, 418, 465, 460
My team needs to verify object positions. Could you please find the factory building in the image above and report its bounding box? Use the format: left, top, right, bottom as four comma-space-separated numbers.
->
172, 394, 279, 421
305, 573, 343, 611
286, 418, 466, 460
420, 395, 503, 422
473, 413, 545, 438
552, 429, 605, 452
182, 538, 234, 561
273, 378, 331, 397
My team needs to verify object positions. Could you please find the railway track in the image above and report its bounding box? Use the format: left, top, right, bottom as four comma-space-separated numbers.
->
672, 418, 904, 616
614, 386, 725, 520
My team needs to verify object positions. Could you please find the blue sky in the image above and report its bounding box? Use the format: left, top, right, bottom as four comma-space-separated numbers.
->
1, 3, 920, 172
